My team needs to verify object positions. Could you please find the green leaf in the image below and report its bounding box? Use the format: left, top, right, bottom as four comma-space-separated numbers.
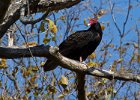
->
33, 92, 38, 96
40, 22, 45, 32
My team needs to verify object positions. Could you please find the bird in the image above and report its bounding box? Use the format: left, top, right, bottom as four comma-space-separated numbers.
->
43, 18, 103, 71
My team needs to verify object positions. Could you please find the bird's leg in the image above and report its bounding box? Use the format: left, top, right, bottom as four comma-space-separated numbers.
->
80, 56, 86, 64
80, 56, 88, 68
80, 56, 83, 62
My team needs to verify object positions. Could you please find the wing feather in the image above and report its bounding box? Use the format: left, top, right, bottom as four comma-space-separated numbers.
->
59, 30, 96, 54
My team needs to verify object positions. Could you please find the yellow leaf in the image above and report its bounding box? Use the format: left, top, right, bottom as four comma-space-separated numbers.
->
40, 62, 45, 67
59, 75, 68, 88
60, 16, 65, 20
133, 43, 138, 48
86, 91, 93, 96
40, 22, 45, 32
64, 88, 69, 94
52, 36, 56, 41
138, 54, 140, 63
109, 44, 114, 48
60, 33, 62, 38
43, 38, 51, 44
87, 61, 98, 67
29, 75, 37, 84
97, 9, 107, 17
0, 59, 6, 66
84, 18, 88, 26
33, 84, 38, 88
32, 66, 39, 72
88, 53, 96, 59
51, 78, 55, 86
110, 65, 116, 72
120, 66, 125, 72
57, 94, 65, 99
51, 25, 57, 33
22, 95, 28, 100
47, 85, 57, 94
26, 87, 31, 94
101, 25, 105, 30
117, 58, 123, 63
46, 19, 57, 34
94, 9, 107, 19
22, 67, 33, 77
0, 59, 7, 69
22, 42, 37, 47
69, 75, 74, 79
33, 92, 39, 96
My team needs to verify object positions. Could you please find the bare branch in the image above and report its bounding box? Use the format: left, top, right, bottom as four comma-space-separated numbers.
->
122, 0, 131, 36
0, 0, 81, 38
20, 11, 49, 25
108, 0, 121, 34
0, 45, 140, 83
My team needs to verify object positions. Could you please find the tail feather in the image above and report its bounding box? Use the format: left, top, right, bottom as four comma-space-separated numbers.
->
43, 59, 57, 71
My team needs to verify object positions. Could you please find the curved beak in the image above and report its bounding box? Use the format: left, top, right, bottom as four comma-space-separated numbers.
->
101, 25, 105, 30
87, 23, 91, 26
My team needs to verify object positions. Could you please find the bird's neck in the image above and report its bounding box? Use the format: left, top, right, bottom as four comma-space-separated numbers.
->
88, 27, 103, 37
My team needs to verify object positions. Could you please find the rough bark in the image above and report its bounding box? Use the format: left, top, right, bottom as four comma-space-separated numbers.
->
0, 0, 81, 38
0, 0, 11, 23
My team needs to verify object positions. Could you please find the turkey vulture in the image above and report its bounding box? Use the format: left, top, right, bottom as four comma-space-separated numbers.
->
43, 18, 103, 71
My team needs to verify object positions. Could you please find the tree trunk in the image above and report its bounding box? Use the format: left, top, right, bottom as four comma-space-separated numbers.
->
77, 73, 87, 100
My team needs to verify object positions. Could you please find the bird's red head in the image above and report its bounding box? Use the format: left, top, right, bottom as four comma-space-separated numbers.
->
88, 18, 98, 26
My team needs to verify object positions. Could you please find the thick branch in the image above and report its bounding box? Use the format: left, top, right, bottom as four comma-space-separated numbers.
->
0, 0, 81, 38
0, 0, 11, 23
0, 45, 50, 58
77, 73, 86, 100
0, 0, 25, 38
0, 45, 140, 83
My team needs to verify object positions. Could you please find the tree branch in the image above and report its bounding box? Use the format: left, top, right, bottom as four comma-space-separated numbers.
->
0, 0, 81, 38
77, 73, 87, 100
0, 0, 11, 23
0, 45, 50, 58
0, 45, 140, 83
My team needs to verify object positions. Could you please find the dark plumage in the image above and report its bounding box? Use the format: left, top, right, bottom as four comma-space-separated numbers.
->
43, 18, 103, 71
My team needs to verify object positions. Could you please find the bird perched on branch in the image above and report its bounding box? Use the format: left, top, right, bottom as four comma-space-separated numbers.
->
43, 18, 103, 71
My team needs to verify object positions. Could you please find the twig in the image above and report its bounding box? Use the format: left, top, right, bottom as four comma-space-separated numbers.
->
122, 0, 131, 36
108, 0, 121, 34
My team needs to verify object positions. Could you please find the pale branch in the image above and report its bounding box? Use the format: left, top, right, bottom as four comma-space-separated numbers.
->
0, 45, 140, 83
0, 0, 81, 38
